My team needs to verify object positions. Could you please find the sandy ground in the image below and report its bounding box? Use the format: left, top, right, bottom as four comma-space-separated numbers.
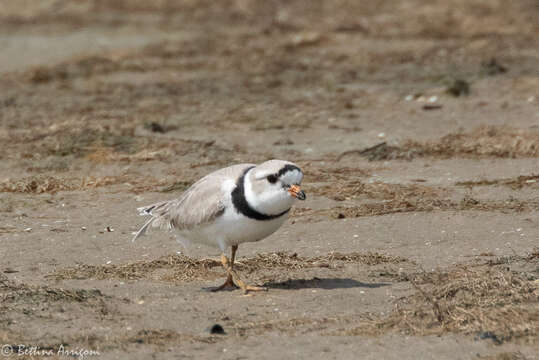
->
0, 1, 538, 359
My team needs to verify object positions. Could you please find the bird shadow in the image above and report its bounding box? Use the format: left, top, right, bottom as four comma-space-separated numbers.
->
262, 277, 390, 290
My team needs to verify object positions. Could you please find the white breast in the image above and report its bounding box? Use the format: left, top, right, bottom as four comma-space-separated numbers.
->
178, 206, 288, 251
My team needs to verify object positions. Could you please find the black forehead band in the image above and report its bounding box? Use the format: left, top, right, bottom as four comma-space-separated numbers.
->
277, 164, 301, 177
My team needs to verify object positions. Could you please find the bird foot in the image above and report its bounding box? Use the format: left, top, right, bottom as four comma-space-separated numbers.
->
211, 277, 239, 292
241, 285, 267, 294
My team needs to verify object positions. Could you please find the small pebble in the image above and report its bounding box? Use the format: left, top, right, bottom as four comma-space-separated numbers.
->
208, 324, 226, 335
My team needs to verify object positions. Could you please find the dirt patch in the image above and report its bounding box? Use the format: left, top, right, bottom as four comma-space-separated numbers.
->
0, 274, 112, 319
230, 315, 356, 337
124, 329, 220, 346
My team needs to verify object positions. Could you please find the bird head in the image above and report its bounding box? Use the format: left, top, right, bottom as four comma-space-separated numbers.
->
245, 160, 306, 215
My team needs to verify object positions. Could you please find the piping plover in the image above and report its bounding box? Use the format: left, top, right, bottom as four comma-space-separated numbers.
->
132, 159, 306, 293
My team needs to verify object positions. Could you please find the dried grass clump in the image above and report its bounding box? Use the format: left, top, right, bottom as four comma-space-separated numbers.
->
477, 352, 529, 360
86, 147, 176, 163
338, 142, 419, 162
0, 175, 118, 194
26, 55, 125, 83
456, 175, 539, 190
50, 255, 223, 283
1, 176, 61, 193
346, 265, 538, 343
338, 127, 539, 162
297, 198, 538, 221
49, 128, 142, 157
303, 165, 371, 182
0, 175, 168, 194
50, 252, 408, 283
405, 126, 539, 158
309, 181, 442, 202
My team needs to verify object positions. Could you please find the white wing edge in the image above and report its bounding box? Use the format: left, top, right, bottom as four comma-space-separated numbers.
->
132, 217, 154, 242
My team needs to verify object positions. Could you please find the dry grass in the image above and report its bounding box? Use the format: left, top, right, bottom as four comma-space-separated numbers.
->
294, 197, 539, 222
49, 255, 223, 282
46, 127, 143, 157
405, 126, 539, 159
308, 180, 443, 202
456, 175, 539, 190
478, 352, 529, 360
301, 164, 371, 183
340, 257, 538, 344
0, 175, 166, 194
86, 147, 176, 163
25, 55, 131, 83
339, 127, 539, 162
337, 142, 419, 162
50, 252, 408, 283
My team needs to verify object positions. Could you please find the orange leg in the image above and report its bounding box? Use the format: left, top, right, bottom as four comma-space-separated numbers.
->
212, 245, 267, 294
212, 245, 239, 291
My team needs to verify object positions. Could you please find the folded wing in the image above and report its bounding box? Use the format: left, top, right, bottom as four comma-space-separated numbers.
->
132, 164, 252, 242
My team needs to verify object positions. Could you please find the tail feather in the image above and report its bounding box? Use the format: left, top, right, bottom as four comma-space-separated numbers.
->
137, 200, 169, 216
137, 205, 156, 216
133, 200, 171, 242
132, 217, 154, 242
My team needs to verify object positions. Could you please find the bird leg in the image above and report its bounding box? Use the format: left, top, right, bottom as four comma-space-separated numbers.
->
211, 245, 239, 291
213, 245, 267, 294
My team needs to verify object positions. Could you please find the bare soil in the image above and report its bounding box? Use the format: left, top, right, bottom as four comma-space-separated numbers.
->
0, 1, 538, 359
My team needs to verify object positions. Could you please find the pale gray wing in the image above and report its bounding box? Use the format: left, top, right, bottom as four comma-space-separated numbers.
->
132, 164, 253, 241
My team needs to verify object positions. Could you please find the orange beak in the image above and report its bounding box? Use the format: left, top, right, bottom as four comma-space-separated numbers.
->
288, 184, 306, 200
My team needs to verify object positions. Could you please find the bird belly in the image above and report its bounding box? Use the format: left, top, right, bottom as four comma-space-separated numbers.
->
181, 207, 288, 250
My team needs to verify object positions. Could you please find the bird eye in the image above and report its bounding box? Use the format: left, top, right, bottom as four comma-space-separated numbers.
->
266, 174, 278, 184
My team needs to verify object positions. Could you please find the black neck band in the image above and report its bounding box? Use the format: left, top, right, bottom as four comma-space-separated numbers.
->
231, 166, 290, 221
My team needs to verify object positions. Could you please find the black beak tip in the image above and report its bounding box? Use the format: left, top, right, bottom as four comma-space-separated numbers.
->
297, 190, 306, 200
